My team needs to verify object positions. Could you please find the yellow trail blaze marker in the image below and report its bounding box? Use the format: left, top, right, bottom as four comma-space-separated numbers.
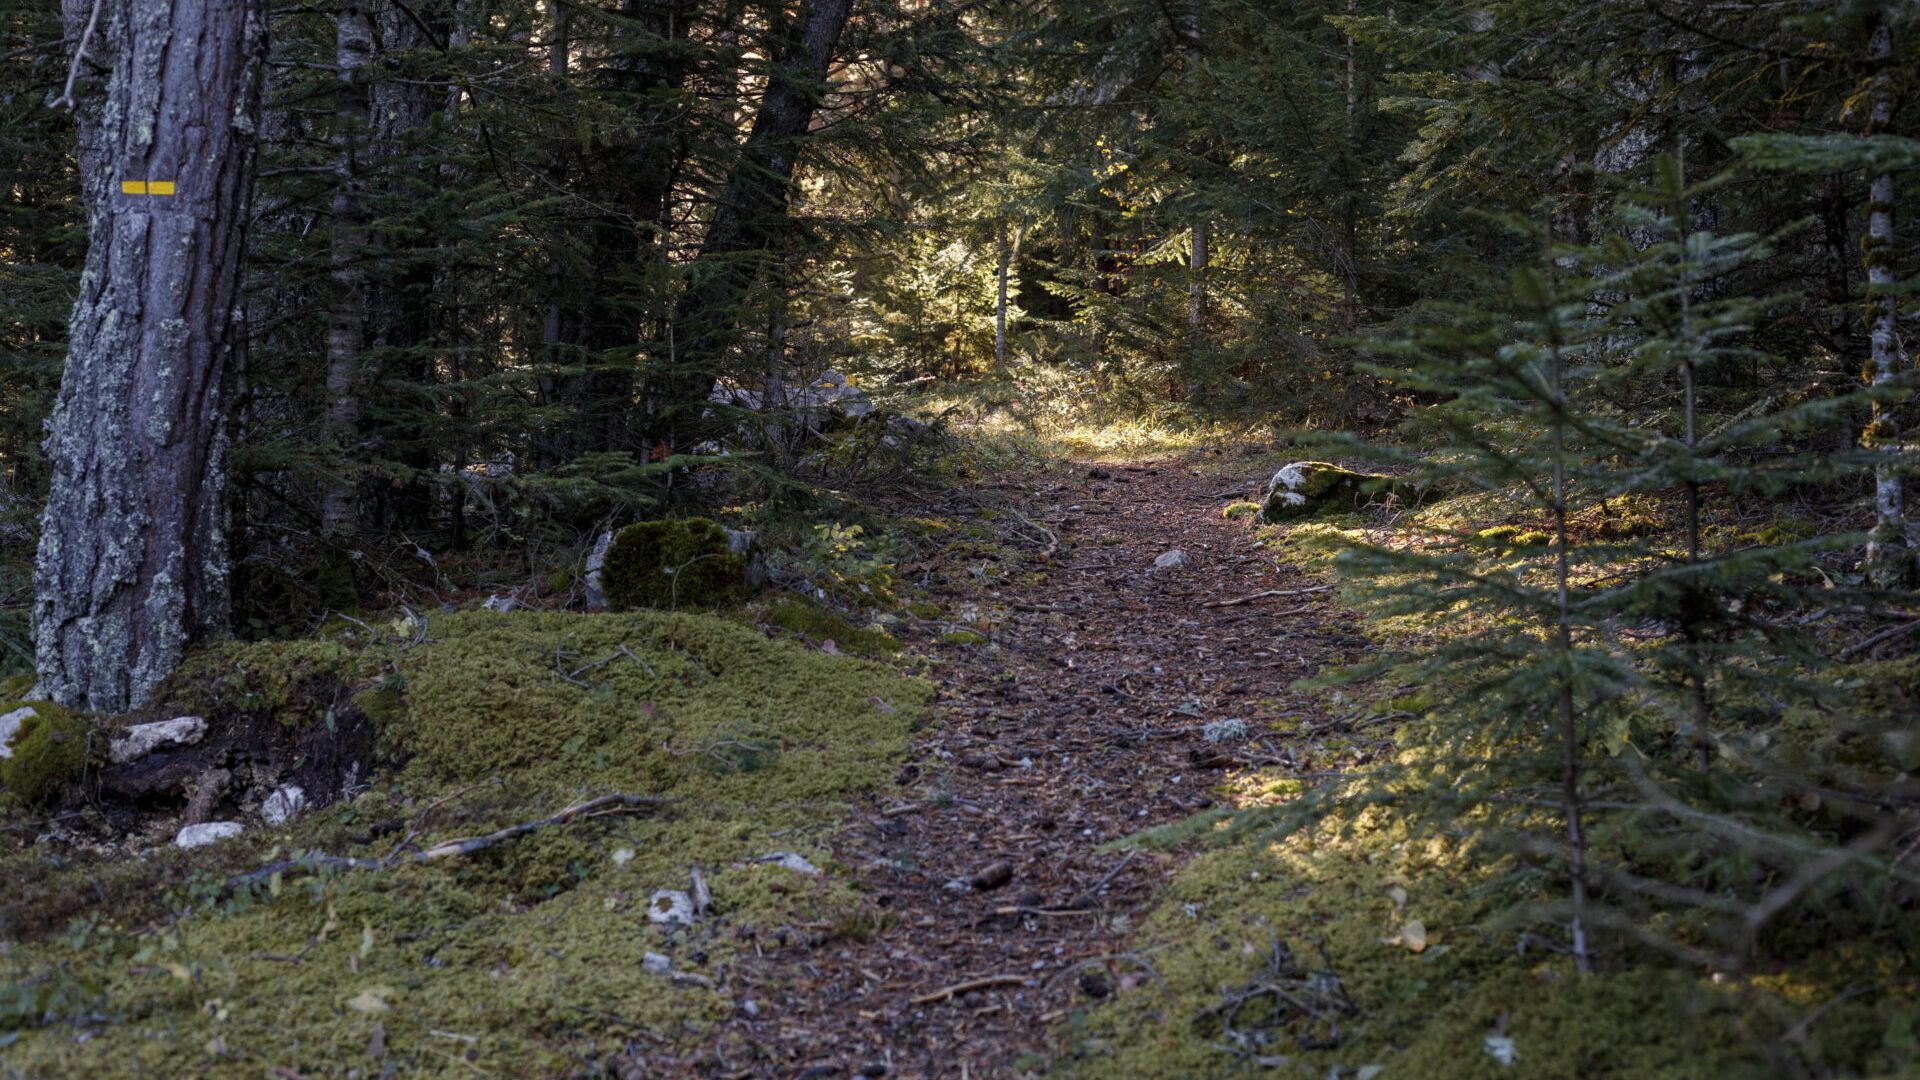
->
120, 179, 176, 196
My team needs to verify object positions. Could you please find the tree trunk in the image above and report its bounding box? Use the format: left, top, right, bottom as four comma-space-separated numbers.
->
996, 218, 1012, 369
321, 0, 375, 538
1189, 220, 1209, 330
658, 0, 855, 444
1863, 12, 1913, 583
34, 0, 268, 713
366, 0, 446, 534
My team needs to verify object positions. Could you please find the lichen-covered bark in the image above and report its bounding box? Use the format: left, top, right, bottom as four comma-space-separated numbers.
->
1862, 13, 1914, 584
34, 0, 269, 713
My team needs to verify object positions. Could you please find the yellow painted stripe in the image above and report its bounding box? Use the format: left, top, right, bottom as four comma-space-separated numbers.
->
146, 180, 175, 196
120, 180, 148, 195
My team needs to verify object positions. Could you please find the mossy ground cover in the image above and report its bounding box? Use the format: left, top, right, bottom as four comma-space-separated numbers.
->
0, 609, 928, 1077
1062, 804, 1915, 1078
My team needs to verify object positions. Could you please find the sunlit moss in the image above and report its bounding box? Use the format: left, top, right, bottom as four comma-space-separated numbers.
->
1063, 809, 1914, 1078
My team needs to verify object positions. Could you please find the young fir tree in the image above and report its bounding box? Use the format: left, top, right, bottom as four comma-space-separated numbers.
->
1160, 159, 1916, 980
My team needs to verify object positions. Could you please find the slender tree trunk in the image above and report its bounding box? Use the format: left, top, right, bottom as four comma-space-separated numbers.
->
996, 218, 1012, 370
659, 0, 854, 443
321, 0, 375, 538
1863, 12, 1913, 583
1545, 293, 1592, 975
1189, 220, 1209, 330
34, 0, 268, 713
1340, 1, 1359, 332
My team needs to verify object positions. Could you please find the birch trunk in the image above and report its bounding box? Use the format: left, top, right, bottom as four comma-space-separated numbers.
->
321, 0, 375, 537
34, 0, 268, 712
1863, 12, 1913, 583
1189, 221, 1209, 330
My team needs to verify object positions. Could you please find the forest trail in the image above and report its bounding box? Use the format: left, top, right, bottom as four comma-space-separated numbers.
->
677, 460, 1365, 1077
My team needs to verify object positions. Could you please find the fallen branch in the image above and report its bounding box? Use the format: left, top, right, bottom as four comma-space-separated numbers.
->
1838, 618, 1920, 660
1201, 585, 1334, 609
227, 793, 669, 892
909, 973, 1030, 1005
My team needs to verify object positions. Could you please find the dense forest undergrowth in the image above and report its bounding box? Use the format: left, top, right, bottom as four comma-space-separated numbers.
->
5, 0, 1920, 1075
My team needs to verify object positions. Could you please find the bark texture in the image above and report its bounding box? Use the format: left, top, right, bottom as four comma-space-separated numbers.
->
34, 0, 269, 713
1863, 12, 1913, 583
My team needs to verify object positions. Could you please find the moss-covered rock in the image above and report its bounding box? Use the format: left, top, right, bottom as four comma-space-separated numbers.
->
1472, 524, 1552, 552
601, 518, 749, 611
1260, 461, 1421, 522
0, 699, 92, 806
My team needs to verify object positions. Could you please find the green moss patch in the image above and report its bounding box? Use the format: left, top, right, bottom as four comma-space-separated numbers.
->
1060, 812, 1916, 1078
0, 609, 928, 1076
762, 599, 902, 657
0, 700, 91, 806
602, 518, 748, 611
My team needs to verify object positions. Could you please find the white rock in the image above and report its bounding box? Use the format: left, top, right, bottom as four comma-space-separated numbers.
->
1153, 550, 1195, 570
751, 852, 821, 875
175, 821, 244, 849
647, 889, 695, 926
259, 785, 307, 826
642, 952, 673, 975
0, 706, 35, 760
110, 716, 208, 764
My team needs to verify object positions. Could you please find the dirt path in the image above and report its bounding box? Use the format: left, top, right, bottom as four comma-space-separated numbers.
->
684, 460, 1360, 1078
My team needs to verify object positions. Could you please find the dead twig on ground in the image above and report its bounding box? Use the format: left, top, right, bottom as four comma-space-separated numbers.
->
1202, 585, 1334, 609
227, 794, 669, 893
1062, 850, 1139, 909
910, 973, 1030, 1005
1838, 618, 1920, 659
